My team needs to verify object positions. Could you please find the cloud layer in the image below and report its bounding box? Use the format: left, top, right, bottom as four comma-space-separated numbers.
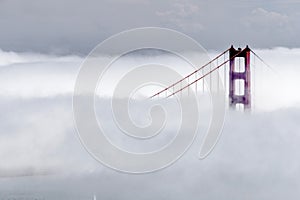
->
0, 48, 300, 199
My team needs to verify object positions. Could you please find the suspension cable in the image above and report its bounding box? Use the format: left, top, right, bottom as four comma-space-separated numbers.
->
149, 48, 230, 98
165, 50, 244, 98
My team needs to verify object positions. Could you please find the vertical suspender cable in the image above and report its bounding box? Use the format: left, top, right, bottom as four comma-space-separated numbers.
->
217, 57, 219, 92
195, 72, 197, 95
187, 76, 189, 96
224, 52, 226, 98
253, 53, 255, 112
209, 62, 212, 92
202, 67, 204, 93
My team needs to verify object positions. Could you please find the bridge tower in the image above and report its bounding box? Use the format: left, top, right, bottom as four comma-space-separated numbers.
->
229, 45, 251, 110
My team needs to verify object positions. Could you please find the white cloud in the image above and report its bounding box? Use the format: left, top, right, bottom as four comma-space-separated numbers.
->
0, 50, 82, 97
246, 8, 289, 28
0, 48, 300, 199
1, 47, 300, 108
156, 2, 204, 32
0, 98, 300, 199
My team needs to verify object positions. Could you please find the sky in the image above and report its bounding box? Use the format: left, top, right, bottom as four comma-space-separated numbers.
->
0, 0, 300, 54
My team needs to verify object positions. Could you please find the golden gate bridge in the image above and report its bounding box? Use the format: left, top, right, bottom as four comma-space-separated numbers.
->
150, 45, 268, 111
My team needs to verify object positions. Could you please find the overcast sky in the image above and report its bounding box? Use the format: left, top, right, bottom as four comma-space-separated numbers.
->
1, 0, 300, 54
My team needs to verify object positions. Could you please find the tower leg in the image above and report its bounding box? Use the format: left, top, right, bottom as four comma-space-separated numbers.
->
229, 45, 251, 110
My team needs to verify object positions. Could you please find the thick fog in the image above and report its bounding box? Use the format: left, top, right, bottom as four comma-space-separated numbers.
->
0, 48, 300, 199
